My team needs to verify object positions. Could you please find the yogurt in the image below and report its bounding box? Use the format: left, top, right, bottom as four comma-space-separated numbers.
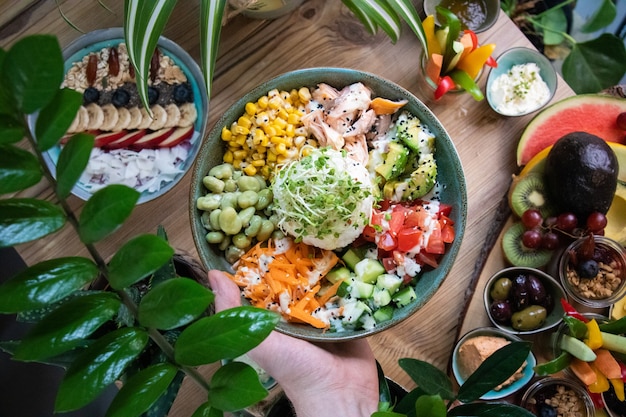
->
489, 63, 551, 116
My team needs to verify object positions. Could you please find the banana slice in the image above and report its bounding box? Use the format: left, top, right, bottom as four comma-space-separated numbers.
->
163, 104, 181, 128
179, 103, 197, 128
115, 107, 131, 130
85, 103, 104, 130
100, 104, 119, 131
148, 105, 168, 130
137, 107, 153, 130
126, 107, 143, 130
68, 106, 88, 133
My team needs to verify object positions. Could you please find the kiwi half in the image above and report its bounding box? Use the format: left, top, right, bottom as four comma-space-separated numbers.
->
509, 173, 555, 218
502, 222, 553, 268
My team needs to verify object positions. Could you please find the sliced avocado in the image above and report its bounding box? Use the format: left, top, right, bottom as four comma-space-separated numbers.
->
383, 154, 437, 201
375, 141, 409, 180
395, 111, 435, 154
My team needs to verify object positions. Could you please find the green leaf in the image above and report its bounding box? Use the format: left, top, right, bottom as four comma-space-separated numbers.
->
124, 0, 178, 110
55, 132, 94, 199
348, 0, 402, 43
398, 358, 454, 400
342, 0, 378, 35
108, 234, 175, 289
3, 35, 63, 114
0, 257, 99, 313
448, 402, 535, 417
0, 144, 42, 194
200, 0, 227, 101
538, 8, 566, 45
414, 394, 446, 417
191, 403, 223, 417
0, 198, 65, 247
105, 363, 178, 417
15, 292, 121, 361
55, 327, 149, 412
372, 412, 406, 417
138, 278, 214, 330
436, 6, 462, 72
581, 0, 617, 33
35, 88, 83, 151
385, 0, 428, 54
208, 361, 268, 411
175, 306, 279, 366
0, 114, 26, 144
78, 184, 139, 244
563, 34, 626, 94
457, 341, 531, 403
599, 315, 626, 334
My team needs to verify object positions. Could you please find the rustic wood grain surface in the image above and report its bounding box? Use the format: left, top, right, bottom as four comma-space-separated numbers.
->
1, 1, 576, 415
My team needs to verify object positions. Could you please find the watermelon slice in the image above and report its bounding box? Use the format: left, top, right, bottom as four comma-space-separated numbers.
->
517, 94, 626, 166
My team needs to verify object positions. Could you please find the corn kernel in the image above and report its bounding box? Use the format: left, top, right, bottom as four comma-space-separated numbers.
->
287, 113, 300, 124
234, 135, 246, 146
237, 115, 252, 129
268, 96, 282, 110
243, 164, 257, 176
233, 149, 248, 160
232, 159, 242, 169
298, 87, 312, 102
274, 117, 288, 130
221, 126, 232, 141
261, 165, 271, 179
294, 135, 306, 147
285, 124, 295, 137
268, 89, 279, 98
275, 142, 287, 155
252, 159, 265, 167
256, 112, 270, 126
245, 102, 257, 116
276, 154, 288, 164
257, 95, 269, 109
267, 151, 277, 162
263, 125, 277, 137
223, 150, 234, 163
260, 136, 270, 147
233, 125, 250, 136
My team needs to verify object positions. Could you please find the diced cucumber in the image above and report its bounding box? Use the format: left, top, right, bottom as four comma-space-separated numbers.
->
354, 258, 385, 284
372, 288, 392, 307
336, 281, 351, 297
376, 273, 403, 294
342, 301, 370, 324
392, 286, 417, 308
342, 248, 366, 271
373, 305, 394, 323
360, 314, 377, 330
559, 334, 597, 362
350, 279, 375, 299
326, 266, 351, 284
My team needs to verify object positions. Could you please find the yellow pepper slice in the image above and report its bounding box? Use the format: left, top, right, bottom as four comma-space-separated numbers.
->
585, 319, 603, 350
589, 362, 610, 393
423, 15, 441, 56
611, 378, 626, 401
455, 43, 496, 80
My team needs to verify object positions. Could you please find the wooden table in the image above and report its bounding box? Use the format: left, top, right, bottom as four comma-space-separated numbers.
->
2, 1, 576, 415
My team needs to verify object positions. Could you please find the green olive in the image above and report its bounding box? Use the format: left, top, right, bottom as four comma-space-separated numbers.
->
490, 277, 513, 301
511, 305, 547, 331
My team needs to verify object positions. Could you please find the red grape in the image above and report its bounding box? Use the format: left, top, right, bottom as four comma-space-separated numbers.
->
617, 112, 626, 130
556, 212, 578, 232
521, 209, 543, 229
522, 229, 543, 249
541, 231, 560, 250
586, 212, 607, 233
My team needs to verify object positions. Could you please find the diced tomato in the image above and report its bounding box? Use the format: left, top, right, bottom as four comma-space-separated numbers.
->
397, 227, 423, 252
388, 210, 406, 236
382, 257, 396, 272
378, 231, 397, 251
405, 208, 429, 228
370, 210, 384, 226
438, 203, 453, 218
425, 223, 445, 254
362, 225, 377, 242
416, 252, 439, 269
441, 222, 455, 244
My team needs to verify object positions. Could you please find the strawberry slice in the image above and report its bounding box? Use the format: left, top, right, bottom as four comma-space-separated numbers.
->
103, 129, 147, 150
130, 127, 175, 150
158, 126, 194, 148
95, 130, 129, 148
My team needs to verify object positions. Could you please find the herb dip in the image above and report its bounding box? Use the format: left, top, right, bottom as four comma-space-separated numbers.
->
489, 63, 550, 116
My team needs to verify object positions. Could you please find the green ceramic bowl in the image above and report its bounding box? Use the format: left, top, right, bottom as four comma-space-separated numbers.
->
189, 68, 467, 342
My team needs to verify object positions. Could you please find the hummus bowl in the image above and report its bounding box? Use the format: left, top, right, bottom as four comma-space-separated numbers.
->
189, 67, 467, 342
452, 326, 536, 400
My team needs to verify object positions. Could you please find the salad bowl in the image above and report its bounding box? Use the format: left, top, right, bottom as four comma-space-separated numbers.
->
189, 67, 467, 341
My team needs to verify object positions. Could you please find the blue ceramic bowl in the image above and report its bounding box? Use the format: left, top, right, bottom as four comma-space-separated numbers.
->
423, 0, 500, 33
189, 68, 467, 342
452, 326, 536, 400
486, 47, 557, 117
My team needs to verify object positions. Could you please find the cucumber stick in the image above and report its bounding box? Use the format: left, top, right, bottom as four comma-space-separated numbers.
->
559, 334, 597, 362
601, 332, 626, 354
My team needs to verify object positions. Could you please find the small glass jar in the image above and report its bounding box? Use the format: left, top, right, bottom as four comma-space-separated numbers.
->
557, 235, 626, 309
521, 377, 595, 417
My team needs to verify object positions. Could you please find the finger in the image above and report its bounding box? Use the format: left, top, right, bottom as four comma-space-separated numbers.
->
208, 270, 242, 312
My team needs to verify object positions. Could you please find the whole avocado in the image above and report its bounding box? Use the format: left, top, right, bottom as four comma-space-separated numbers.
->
544, 132, 618, 220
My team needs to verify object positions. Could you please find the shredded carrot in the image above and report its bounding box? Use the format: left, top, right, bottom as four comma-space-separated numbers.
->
229, 239, 340, 329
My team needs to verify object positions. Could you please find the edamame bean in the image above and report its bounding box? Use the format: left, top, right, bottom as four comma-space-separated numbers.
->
197, 194, 221, 211
232, 232, 252, 249
209, 209, 222, 230
225, 246, 245, 264
270, 229, 285, 241
257, 219, 276, 241
237, 175, 262, 192
255, 189, 273, 210
220, 192, 240, 210
238, 190, 259, 209
219, 207, 243, 235
218, 235, 231, 251
201, 211, 212, 230
223, 179, 238, 192
238, 206, 256, 225
245, 215, 263, 237
205, 231, 225, 244
254, 175, 267, 190
202, 175, 225, 193
209, 163, 233, 179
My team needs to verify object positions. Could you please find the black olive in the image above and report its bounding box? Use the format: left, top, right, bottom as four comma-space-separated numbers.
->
537, 404, 557, 417
577, 259, 599, 279
148, 87, 159, 105
527, 274, 547, 305
512, 274, 530, 311
490, 300, 512, 324
83, 87, 100, 104
173, 83, 193, 103
111, 89, 131, 107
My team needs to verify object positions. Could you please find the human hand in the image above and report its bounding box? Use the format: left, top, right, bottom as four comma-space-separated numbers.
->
208, 270, 379, 417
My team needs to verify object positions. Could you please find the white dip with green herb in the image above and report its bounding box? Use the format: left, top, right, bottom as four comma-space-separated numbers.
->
489, 63, 550, 116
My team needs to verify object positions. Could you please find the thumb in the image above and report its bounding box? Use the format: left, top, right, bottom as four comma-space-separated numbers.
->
208, 270, 242, 312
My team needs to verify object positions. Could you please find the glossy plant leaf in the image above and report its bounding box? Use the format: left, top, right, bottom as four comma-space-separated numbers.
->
414, 394, 446, 417
78, 184, 140, 244
537, 7, 566, 46
3, 35, 63, 114
55, 132, 94, 199
174, 306, 279, 366
385, 0, 428, 54
35, 88, 83, 151
563, 34, 626, 94
105, 362, 178, 417
55, 327, 149, 412
14, 291, 121, 361
457, 341, 531, 403
345, 0, 402, 43
393, 387, 426, 416
342, 0, 377, 34
0, 257, 99, 313
138, 278, 214, 330
143, 370, 184, 417
0, 144, 42, 194
190, 403, 222, 417
372, 411, 406, 417
0, 114, 25, 144
0, 198, 65, 247
108, 234, 175, 289
199, 0, 226, 101
398, 358, 454, 400
581, 0, 617, 33
207, 361, 268, 412
448, 402, 535, 417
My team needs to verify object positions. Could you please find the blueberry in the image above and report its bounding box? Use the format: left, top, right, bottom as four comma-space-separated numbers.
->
173, 83, 193, 103
577, 259, 599, 279
83, 87, 100, 104
148, 87, 159, 105
537, 404, 557, 417
111, 89, 131, 107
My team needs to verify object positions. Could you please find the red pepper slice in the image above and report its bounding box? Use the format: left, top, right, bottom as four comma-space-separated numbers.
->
560, 298, 589, 323
620, 361, 626, 382
464, 29, 478, 49
486, 55, 498, 68
434, 75, 455, 100
588, 390, 604, 408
